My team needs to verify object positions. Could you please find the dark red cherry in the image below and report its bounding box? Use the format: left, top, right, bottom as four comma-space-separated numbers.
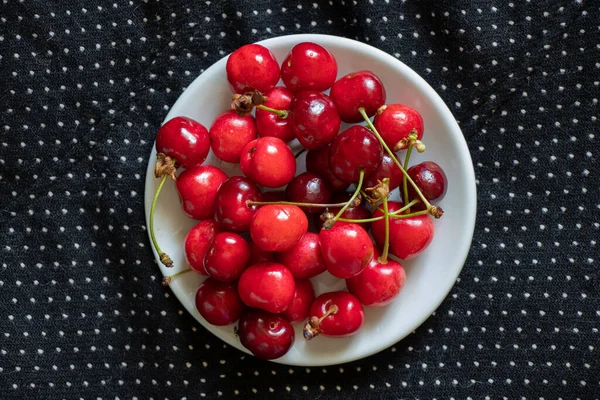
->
406, 161, 448, 210
319, 222, 374, 279
250, 205, 308, 252
195, 278, 244, 326
155, 117, 211, 169
204, 232, 251, 282
328, 125, 383, 183
260, 190, 286, 202
304, 291, 364, 339
238, 309, 295, 360
226, 44, 280, 93
213, 176, 261, 232
184, 220, 219, 275
237, 262, 295, 313
317, 192, 372, 231
285, 172, 332, 214
289, 91, 341, 150
249, 241, 276, 265
240, 137, 296, 188
282, 280, 316, 324
346, 249, 406, 307
281, 42, 338, 93
305, 146, 350, 193
209, 110, 257, 163
176, 165, 228, 220
373, 104, 424, 148
277, 232, 326, 279
330, 70, 386, 123
371, 201, 434, 259
256, 86, 295, 142
364, 153, 404, 192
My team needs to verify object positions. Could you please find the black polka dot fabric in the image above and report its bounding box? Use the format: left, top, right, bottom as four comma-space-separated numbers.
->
1, 1, 598, 398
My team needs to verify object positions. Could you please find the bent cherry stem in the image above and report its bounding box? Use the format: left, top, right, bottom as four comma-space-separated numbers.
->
150, 154, 176, 269
247, 200, 350, 208
161, 268, 192, 286
379, 196, 390, 263
303, 303, 339, 340
256, 104, 289, 119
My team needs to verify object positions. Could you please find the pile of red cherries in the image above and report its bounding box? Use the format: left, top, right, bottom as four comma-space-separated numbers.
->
150, 41, 448, 360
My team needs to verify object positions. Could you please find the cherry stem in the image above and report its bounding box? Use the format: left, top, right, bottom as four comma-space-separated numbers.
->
358, 108, 432, 210
256, 104, 289, 119
402, 142, 413, 212
337, 204, 426, 224
150, 173, 174, 268
379, 196, 390, 264
161, 268, 192, 286
391, 199, 420, 215
318, 304, 339, 324
333, 169, 365, 221
247, 200, 349, 208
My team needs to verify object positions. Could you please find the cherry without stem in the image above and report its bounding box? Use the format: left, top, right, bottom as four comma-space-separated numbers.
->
226, 44, 280, 94
204, 232, 251, 282
237, 262, 296, 314
240, 136, 296, 188
289, 91, 341, 150
176, 165, 228, 220
281, 42, 338, 93
319, 222, 374, 279
406, 161, 448, 210
282, 279, 316, 324
250, 204, 308, 252
277, 232, 326, 280
328, 125, 383, 184
330, 70, 386, 123
184, 219, 219, 275
238, 309, 295, 360
195, 278, 245, 326
209, 110, 257, 163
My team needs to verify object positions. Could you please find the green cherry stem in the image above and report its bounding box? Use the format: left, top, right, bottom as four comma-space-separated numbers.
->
402, 142, 414, 211
337, 208, 428, 224
333, 169, 365, 221
256, 104, 289, 119
391, 199, 420, 215
161, 268, 192, 286
247, 200, 349, 208
379, 196, 390, 264
150, 174, 174, 269
358, 108, 432, 210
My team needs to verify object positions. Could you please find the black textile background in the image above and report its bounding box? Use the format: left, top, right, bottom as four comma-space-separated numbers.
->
1, 1, 599, 398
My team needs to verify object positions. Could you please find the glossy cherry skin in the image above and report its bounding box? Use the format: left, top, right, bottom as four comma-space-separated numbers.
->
319, 222, 374, 279
317, 192, 372, 231
277, 232, 326, 279
281, 42, 338, 93
204, 232, 251, 282
226, 44, 280, 93
250, 205, 308, 252
328, 125, 383, 184
184, 220, 219, 275
305, 146, 349, 193
371, 201, 435, 259
289, 91, 341, 150
237, 262, 296, 313
308, 291, 365, 337
213, 176, 261, 232
155, 117, 211, 169
406, 161, 448, 210
346, 249, 406, 307
209, 110, 257, 163
195, 278, 244, 326
285, 172, 332, 214
256, 86, 295, 142
176, 165, 228, 220
330, 70, 386, 123
282, 280, 316, 324
373, 104, 424, 148
364, 153, 404, 192
249, 241, 276, 265
238, 309, 295, 360
240, 137, 296, 188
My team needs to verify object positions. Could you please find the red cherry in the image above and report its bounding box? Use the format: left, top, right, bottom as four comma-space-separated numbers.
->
277, 232, 326, 279
304, 291, 364, 339
373, 104, 424, 148
256, 86, 295, 142
371, 201, 435, 259
214, 176, 261, 232
364, 153, 404, 192
330, 70, 386, 123
184, 220, 219, 275
305, 146, 350, 193
204, 232, 251, 282
249, 241, 276, 265
240, 137, 296, 188
289, 91, 341, 150
328, 125, 383, 183
285, 172, 332, 214
280, 42, 338, 93
238, 309, 295, 360
155, 117, 211, 169
250, 205, 308, 252
195, 278, 244, 326
226, 44, 280, 93
317, 192, 372, 231
176, 165, 228, 220
319, 222, 374, 279
260, 190, 286, 202
237, 262, 295, 313
346, 249, 406, 307
406, 161, 448, 210
209, 110, 257, 163
282, 279, 316, 324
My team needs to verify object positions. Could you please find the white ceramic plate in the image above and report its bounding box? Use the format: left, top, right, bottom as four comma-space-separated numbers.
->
144, 34, 476, 366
